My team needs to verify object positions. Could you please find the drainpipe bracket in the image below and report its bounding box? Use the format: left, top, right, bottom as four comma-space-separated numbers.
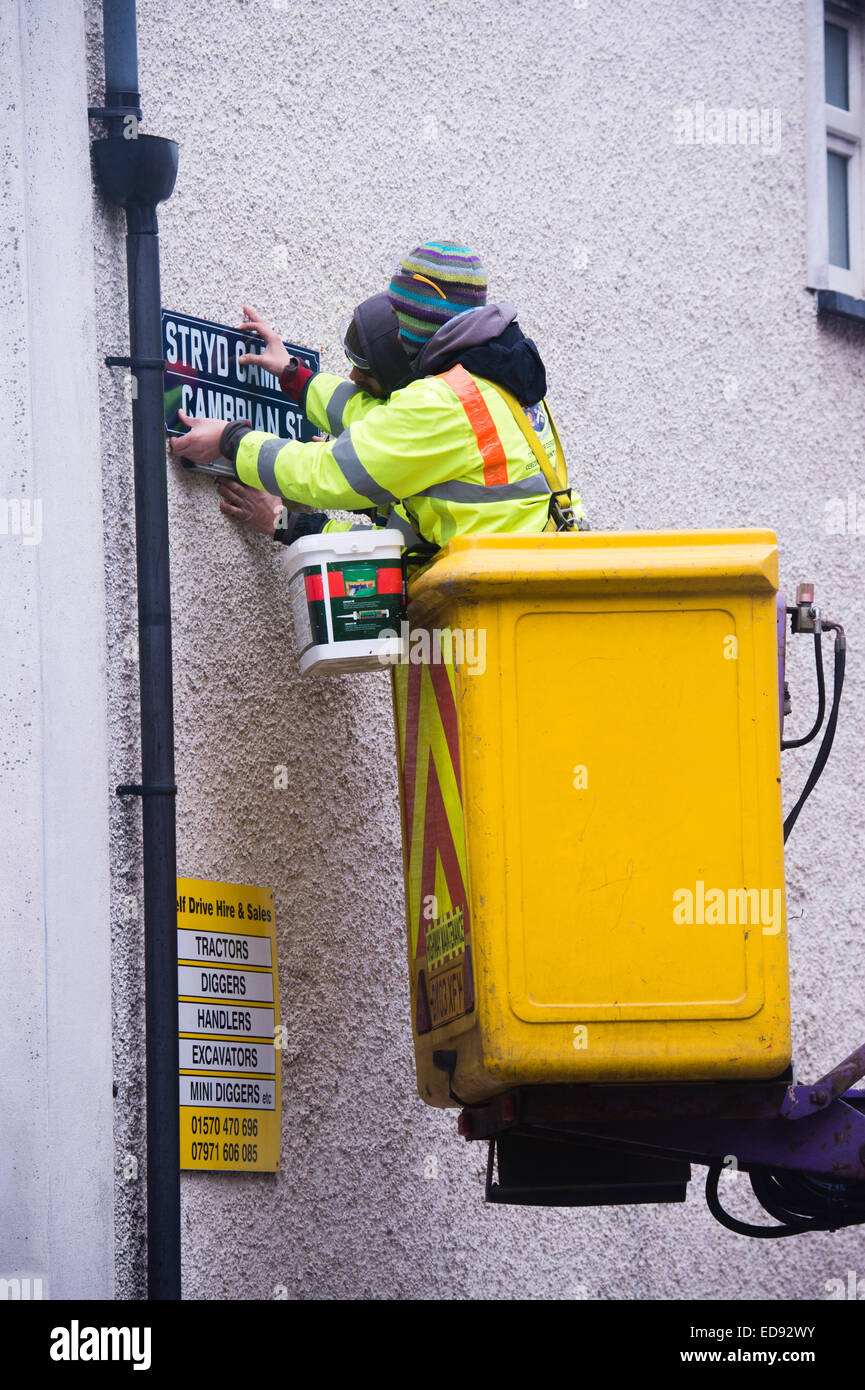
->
116, 784, 178, 798
105, 355, 165, 371
88, 104, 143, 122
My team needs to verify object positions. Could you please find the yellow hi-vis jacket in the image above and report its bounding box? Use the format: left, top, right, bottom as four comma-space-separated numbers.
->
234, 365, 587, 548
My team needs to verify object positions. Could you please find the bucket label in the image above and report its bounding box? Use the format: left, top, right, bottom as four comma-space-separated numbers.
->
288, 570, 315, 654
344, 572, 376, 598
326, 560, 403, 643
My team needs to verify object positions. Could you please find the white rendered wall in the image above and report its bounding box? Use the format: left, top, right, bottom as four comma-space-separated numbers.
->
0, 0, 114, 1299
84, 0, 865, 1299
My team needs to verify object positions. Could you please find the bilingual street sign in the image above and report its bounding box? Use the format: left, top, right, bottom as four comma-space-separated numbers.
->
177, 877, 281, 1172
162, 309, 320, 442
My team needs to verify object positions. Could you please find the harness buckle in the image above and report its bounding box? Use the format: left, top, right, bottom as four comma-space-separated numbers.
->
548, 489, 591, 533
549, 488, 576, 532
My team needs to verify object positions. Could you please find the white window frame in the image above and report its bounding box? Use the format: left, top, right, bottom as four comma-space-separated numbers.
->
806, 0, 865, 296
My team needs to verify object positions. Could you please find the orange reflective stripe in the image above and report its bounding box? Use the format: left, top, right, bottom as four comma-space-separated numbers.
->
438, 364, 509, 487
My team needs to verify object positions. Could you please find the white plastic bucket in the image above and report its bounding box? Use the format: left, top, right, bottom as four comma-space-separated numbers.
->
283, 529, 405, 675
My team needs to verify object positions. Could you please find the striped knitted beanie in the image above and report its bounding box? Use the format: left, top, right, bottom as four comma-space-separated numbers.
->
388, 242, 487, 356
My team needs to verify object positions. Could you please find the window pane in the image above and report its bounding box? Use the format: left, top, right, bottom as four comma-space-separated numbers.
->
825, 22, 849, 109
828, 150, 850, 268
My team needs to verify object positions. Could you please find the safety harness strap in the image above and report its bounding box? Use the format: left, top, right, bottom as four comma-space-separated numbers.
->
437, 364, 587, 533
482, 379, 584, 532
484, 381, 564, 493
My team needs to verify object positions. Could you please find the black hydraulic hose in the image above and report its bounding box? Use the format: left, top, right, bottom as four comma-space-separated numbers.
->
748, 1170, 834, 1230
707, 1160, 865, 1239
783, 623, 846, 844
705, 1162, 804, 1237
781, 632, 825, 749
751, 1169, 865, 1233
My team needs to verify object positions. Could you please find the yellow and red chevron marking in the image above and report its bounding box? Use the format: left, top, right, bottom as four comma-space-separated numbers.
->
393, 654, 473, 1030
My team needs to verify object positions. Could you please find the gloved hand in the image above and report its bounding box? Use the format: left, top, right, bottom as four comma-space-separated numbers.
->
274, 510, 329, 545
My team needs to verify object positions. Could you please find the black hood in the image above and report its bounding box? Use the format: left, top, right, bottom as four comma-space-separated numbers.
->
413, 302, 547, 406
457, 323, 547, 406
353, 292, 414, 395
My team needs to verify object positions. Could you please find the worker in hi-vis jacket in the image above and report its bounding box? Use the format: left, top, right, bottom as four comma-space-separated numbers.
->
215, 291, 413, 544
169, 240, 588, 548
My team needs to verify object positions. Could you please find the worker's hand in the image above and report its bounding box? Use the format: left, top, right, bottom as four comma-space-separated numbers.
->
218, 479, 284, 536
168, 412, 225, 465
236, 305, 292, 378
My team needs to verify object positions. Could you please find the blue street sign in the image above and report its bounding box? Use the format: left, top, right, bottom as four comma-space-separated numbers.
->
162, 310, 320, 441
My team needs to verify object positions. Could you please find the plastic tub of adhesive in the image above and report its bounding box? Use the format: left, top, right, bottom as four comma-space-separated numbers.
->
284, 529, 406, 675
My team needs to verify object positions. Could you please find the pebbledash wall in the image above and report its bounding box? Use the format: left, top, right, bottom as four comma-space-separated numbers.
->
18, 0, 865, 1299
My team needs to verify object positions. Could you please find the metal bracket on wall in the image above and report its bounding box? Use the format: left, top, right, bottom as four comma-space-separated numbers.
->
88, 104, 143, 121
104, 355, 165, 371
116, 784, 177, 798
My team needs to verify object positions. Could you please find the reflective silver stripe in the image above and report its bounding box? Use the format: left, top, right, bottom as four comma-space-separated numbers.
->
325, 380, 361, 435
331, 431, 397, 505
254, 437, 284, 495
414, 475, 550, 504
385, 507, 421, 544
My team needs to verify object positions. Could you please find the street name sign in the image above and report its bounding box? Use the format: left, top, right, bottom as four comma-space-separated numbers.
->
163, 309, 320, 443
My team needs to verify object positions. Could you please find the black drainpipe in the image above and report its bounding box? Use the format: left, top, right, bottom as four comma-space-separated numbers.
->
90, 0, 181, 1300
